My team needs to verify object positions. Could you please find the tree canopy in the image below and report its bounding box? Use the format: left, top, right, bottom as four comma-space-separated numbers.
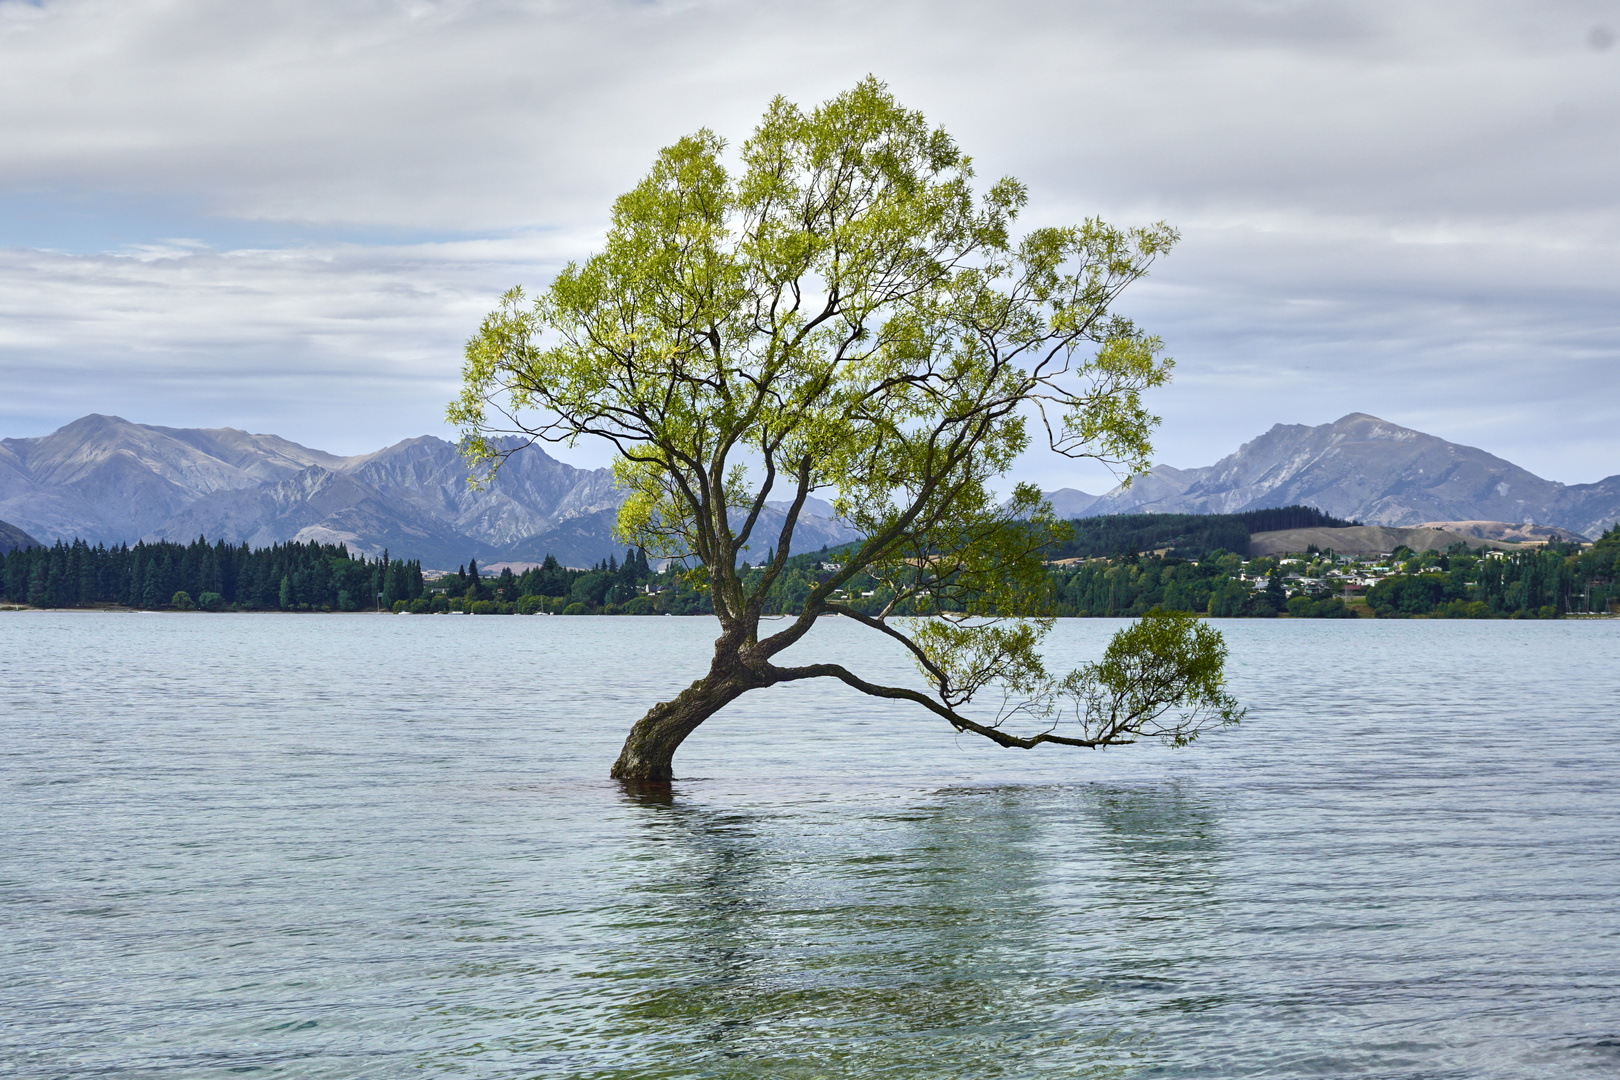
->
450, 78, 1242, 780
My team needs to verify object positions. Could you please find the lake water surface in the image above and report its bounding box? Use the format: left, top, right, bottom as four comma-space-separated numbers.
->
3, 613, 1619, 1078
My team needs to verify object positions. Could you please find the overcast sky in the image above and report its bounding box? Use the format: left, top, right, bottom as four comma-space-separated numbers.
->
2, 0, 1617, 493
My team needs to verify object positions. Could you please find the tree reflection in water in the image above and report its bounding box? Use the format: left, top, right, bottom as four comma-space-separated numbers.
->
576, 781, 1227, 1078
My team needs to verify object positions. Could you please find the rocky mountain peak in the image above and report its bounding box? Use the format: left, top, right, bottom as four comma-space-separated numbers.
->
8, 411, 1614, 563
1072, 414, 1619, 538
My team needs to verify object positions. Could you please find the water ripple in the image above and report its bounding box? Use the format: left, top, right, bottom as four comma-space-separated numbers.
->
2, 613, 1618, 1077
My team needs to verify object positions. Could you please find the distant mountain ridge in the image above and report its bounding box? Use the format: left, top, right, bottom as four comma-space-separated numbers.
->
1077, 413, 1620, 539
8, 411, 1615, 564
0, 517, 39, 554
0, 414, 859, 567
0, 414, 348, 545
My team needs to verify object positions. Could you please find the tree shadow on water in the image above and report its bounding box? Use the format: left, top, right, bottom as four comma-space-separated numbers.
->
1061, 785, 1232, 1017
554, 780, 1228, 1080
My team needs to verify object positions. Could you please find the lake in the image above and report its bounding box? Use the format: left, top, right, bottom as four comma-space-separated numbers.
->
3, 612, 1619, 1078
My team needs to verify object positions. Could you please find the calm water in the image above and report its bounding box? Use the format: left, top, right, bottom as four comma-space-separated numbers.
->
3, 613, 1620, 1079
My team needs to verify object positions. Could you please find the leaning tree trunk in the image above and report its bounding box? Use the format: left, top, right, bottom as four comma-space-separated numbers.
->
609, 633, 768, 782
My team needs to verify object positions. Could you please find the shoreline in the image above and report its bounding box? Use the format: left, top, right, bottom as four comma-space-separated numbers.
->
4, 604, 1616, 621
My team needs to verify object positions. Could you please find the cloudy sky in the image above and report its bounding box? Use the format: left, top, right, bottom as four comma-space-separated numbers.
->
2, 0, 1616, 494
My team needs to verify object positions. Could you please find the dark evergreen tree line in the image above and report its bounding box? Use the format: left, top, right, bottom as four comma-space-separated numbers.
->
1233, 506, 1360, 533
0, 536, 424, 611
1045, 506, 1356, 562
11, 522, 1613, 620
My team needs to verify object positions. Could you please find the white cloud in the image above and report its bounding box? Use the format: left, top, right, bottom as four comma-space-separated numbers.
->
0, 232, 583, 453
1, 0, 1617, 484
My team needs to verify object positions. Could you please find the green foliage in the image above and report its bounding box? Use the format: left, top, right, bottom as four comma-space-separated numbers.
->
1286, 595, 1355, 618
910, 618, 1050, 710
1435, 599, 1490, 619
1206, 577, 1249, 617
569, 571, 613, 609
170, 590, 195, 611
447, 78, 1245, 756
1266, 571, 1287, 611
417, 549, 665, 616
1364, 543, 1606, 618
1062, 611, 1244, 747
1049, 551, 1277, 618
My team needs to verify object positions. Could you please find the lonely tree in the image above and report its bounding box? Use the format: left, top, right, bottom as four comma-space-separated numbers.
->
451, 79, 1243, 781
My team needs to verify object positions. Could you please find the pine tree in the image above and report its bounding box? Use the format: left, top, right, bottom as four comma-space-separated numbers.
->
27, 558, 48, 607
42, 543, 67, 607
77, 541, 97, 604
3, 548, 27, 602
121, 552, 139, 607
142, 560, 165, 609
200, 549, 222, 597
382, 561, 402, 605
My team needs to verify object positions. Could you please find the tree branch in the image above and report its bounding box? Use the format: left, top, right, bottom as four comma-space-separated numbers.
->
765, 661, 1121, 749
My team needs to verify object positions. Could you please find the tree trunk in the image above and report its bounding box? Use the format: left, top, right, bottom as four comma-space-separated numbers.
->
609, 635, 765, 782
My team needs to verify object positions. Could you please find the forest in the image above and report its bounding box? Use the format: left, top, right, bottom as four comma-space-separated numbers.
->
1363, 530, 1619, 618
4, 519, 1616, 619
0, 537, 425, 611
1044, 506, 1356, 561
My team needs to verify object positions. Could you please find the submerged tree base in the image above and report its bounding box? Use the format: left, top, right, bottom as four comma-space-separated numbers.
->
609, 645, 766, 780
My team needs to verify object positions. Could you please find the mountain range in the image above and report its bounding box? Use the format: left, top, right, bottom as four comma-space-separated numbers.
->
1069, 413, 1620, 540
2, 411, 1615, 564
0, 415, 857, 567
